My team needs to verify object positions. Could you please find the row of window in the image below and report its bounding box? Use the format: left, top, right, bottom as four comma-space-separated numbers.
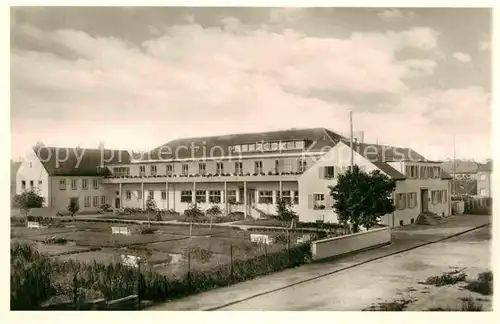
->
21, 180, 42, 191
81, 196, 107, 207
405, 166, 441, 179
232, 140, 305, 153
125, 189, 299, 204
319, 165, 367, 179
395, 190, 448, 210
59, 179, 99, 190
121, 160, 308, 177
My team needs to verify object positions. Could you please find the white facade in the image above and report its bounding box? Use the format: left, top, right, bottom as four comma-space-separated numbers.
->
16, 151, 50, 206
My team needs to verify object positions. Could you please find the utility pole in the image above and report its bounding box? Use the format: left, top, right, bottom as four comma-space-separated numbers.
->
350, 111, 354, 171
452, 135, 456, 196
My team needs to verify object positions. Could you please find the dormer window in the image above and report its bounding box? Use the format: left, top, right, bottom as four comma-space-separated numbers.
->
241, 144, 248, 152
249, 144, 256, 151
271, 142, 279, 150
263, 142, 271, 151
233, 145, 241, 153
295, 141, 305, 149
286, 141, 296, 149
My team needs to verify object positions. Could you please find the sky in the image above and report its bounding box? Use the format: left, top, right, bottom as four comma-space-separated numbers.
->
10, 7, 492, 162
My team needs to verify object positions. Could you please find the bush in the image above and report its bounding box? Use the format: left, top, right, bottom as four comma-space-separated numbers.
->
182, 206, 207, 223
181, 246, 213, 263
44, 236, 68, 245
464, 271, 493, 295
139, 227, 156, 235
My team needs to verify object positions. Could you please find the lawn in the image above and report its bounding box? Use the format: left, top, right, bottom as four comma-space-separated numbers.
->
233, 217, 285, 227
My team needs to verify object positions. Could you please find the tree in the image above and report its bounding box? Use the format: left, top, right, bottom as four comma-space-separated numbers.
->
275, 197, 298, 228
67, 199, 79, 217
145, 195, 158, 228
14, 189, 45, 221
205, 205, 222, 230
329, 165, 396, 233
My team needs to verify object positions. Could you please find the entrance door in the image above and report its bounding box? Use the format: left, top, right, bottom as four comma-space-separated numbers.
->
421, 189, 429, 213
115, 198, 121, 209
70, 197, 79, 209
248, 189, 256, 206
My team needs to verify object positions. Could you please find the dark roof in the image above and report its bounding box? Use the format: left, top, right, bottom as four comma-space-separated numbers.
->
441, 160, 479, 174
441, 170, 453, 179
343, 140, 428, 162
141, 128, 344, 161
478, 161, 493, 172
33, 146, 131, 176
371, 161, 406, 180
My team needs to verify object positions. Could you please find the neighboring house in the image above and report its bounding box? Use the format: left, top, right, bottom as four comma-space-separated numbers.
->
477, 161, 493, 197
18, 128, 452, 227
16, 145, 130, 213
441, 160, 480, 179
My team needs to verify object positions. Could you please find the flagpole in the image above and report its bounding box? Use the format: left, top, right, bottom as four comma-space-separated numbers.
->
452, 135, 456, 196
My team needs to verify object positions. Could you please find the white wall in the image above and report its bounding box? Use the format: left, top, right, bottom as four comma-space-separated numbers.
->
297, 142, 383, 223
16, 150, 50, 206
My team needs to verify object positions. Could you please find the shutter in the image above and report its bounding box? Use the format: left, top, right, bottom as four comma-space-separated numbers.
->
325, 195, 333, 209
406, 193, 411, 208
308, 194, 314, 209
319, 166, 325, 179
332, 166, 336, 178
402, 194, 406, 209
405, 166, 410, 177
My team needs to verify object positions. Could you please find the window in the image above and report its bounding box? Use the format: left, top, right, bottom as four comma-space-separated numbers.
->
137, 190, 143, 200
406, 166, 418, 178
295, 141, 305, 149
29, 162, 32, 168
182, 164, 189, 176
263, 142, 271, 151
271, 142, 278, 150
400, 220, 404, 226
420, 166, 428, 179
216, 162, 224, 174
100, 196, 106, 205
166, 164, 173, 176
431, 191, 439, 204
255, 161, 263, 174
38, 181, 42, 186
275, 160, 280, 173
407, 192, 417, 208
282, 190, 292, 204
396, 193, 406, 210
199, 163, 206, 175
139, 165, 146, 177
227, 190, 237, 203
93, 179, 99, 189
259, 191, 273, 204
411, 218, 414, 224
161, 190, 167, 200
256, 142, 263, 151
30, 180, 34, 188
480, 188, 486, 196
279, 141, 287, 150
235, 162, 243, 174
151, 165, 157, 176
21, 181, 26, 190
313, 194, 325, 209
148, 190, 154, 199
71, 179, 78, 190
233, 145, 241, 153
59, 179, 66, 191
441, 190, 448, 203
248, 144, 256, 151
93, 196, 99, 207
181, 190, 192, 203
84, 196, 91, 207
82, 179, 88, 190
126, 191, 132, 200
196, 190, 206, 203
431, 167, 440, 179
241, 144, 248, 152
286, 141, 295, 149
209, 190, 222, 203
298, 159, 307, 173
480, 174, 486, 181
323, 166, 335, 179
113, 167, 130, 177
293, 191, 299, 204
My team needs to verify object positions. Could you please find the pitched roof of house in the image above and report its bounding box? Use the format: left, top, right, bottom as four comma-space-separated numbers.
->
441, 160, 479, 174
33, 146, 132, 176
342, 140, 428, 162
140, 127, 344, 161
478, 161, 492, 172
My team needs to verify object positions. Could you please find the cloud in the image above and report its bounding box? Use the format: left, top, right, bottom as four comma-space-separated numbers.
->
377, 8, 415, 21
11, 21, 490, 161
453, 52, 471, 62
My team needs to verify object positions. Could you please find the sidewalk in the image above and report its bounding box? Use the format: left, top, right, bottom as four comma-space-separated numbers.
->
147, 214, 491, 311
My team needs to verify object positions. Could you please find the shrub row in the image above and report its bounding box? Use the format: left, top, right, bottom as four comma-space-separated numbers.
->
11, 241, 311, 309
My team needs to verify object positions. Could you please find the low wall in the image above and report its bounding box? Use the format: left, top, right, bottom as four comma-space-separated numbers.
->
310, 227, 391, 261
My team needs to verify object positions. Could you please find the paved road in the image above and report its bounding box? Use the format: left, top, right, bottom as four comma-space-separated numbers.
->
149, 214, 491, 311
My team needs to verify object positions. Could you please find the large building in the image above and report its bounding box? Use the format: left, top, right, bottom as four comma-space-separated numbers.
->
16, 128, 452, 227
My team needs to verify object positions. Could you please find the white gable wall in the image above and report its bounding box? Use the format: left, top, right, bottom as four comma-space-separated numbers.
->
16, 150, 50, 206
298, 141, 392, 223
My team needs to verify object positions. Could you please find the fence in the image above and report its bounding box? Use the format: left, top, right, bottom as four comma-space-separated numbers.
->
452, 196, 492, 215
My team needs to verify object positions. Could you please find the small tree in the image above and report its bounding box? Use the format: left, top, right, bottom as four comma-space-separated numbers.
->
206, 205, 223, 231
14, 189, 44, 222
275, 197, 298, 228
145, 195, 157, 228
329, 165, 396, 233
68, 199, 79, 217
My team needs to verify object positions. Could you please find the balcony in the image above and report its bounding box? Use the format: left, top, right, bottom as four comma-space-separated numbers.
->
101, 171, 303, 184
